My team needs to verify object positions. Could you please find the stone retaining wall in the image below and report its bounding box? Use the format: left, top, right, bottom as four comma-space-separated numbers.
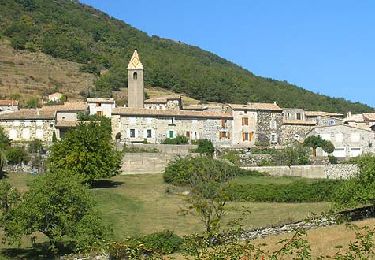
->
242, 164, 359, 179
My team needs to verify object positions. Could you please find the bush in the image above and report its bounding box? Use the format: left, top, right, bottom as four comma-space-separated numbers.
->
163, 156, 261, 186
328, 155, 338, 164
108, 231, 182, 259
141, 230, 183, 254
6, 147, 29, 165
220, 150, 241, 166
192, 139, 214, 156
225, 179, 342, 202
162, 135, 189, 145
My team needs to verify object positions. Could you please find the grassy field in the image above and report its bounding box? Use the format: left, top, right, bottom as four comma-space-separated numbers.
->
1, 173, 331, 241
92, 174, 331, 239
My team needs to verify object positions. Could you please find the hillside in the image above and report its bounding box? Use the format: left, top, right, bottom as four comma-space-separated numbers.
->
0, 0, 372, 113
0, 40, 95, 105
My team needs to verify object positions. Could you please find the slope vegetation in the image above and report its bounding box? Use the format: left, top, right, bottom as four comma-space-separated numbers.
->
0, 0, 372, 112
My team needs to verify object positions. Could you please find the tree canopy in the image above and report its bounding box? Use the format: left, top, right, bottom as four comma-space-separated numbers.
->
1, 171, 110, 250
0, 0, 372, 112
303, 136, 335, 157
48, 117, 121, 182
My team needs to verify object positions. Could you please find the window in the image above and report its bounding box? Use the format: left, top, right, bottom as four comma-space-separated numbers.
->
96, 102, 102, 107
96, 111, 103, 117
169, 117, 175, 125
186, 131, 191, 138
242, 117, 249, 126
169, 130, 174, 138
133, 72, 137, 80
271, 133, 278, 144
270, 120, 277, 129
130, 129, 136, 138
221, 119, 227, 128
242, 132, 249, 141
147, 129, 152, 138
296, 113, 301, 120
220, 131, 227, 139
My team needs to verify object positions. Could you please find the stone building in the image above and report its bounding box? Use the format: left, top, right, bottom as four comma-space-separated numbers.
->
305, 111, 344, 126
127, 50, 144, 108
0, 102, 88, 143
48, 92, 63, 103
144, 96, 182, 110
87, 98, 115, 117
307, 125, 375, 158
280, 120, 316, 145
112, 108, 233, 147
343, 112, 375, 130
0, 99, 19, 113
228, 102, 283, 147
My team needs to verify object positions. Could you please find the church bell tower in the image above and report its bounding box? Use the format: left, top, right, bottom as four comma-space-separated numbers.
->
127, 50, 144, 108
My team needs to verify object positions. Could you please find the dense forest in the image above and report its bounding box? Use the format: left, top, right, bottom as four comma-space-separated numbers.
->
0, 0, 372, 113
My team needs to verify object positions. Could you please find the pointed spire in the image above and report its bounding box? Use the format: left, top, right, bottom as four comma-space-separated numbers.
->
128, 50, 143, 70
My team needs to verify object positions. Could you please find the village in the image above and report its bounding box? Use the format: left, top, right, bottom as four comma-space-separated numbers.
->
0, 50, 374, 162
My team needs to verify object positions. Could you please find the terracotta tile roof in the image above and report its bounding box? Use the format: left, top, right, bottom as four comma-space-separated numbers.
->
363, 113, 375, 121
41, 102, 88, 112
112, 107, 233, 119
229, 102, 282, 111
0, 100, 19, 106
0, 109, 55, 120
283, 120, 317, 126
87, 98, 115, 103
305, 111, 344, 117
144, 95, 181, 104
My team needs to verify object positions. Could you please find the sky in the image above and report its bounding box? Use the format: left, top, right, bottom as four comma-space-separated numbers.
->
80, 0, 375, 108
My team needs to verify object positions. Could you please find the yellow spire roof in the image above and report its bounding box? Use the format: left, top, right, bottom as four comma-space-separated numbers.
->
127, 50, 143, 69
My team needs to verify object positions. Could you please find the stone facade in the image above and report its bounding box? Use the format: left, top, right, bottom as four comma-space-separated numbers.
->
87, 98, 115, 117
144, 96, 182, 110
280, 124, 315, 145
127, 50, 144, 108
112, 109, 233, 147
256, 111, 283, 146
307, 125, 375, 158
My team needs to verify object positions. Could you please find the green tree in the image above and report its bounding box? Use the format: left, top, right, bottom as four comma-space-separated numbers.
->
303, 136, 335, 157
5, 147, 29, 165
48, 118, 121, 182
0, 181, 20, 214
334, 155, 375, 209
0, 127, 9, 150
193, 139, 215, 157
2, 171, 110, 251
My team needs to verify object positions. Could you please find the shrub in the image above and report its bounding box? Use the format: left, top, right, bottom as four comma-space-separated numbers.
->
6, 147, 29, 165
225, 179, 342, 202
220, 150, 241, 166
328, 155, 338, 164
141, 230, 183, 254
162, 135, 189, 145
163, 156, 261, 186
192, 139, 214, 156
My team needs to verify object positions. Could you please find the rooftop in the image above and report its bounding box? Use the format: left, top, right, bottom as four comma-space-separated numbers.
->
144, 95, 181, 104
0, 100, 19, 106
305, 111, 344, 117
0, 109, 55, 120
283, 120, 317, 126
363, 113, 375, 121
41, 102, 88, 112
229, 102, 282, 111
112, 107, 233, 119
87, 98, 115, 104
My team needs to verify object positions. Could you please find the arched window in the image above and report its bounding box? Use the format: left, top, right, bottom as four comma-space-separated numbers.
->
133, 72, 137, 80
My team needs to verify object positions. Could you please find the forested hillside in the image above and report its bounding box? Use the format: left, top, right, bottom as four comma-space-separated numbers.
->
0, 0, 372, 113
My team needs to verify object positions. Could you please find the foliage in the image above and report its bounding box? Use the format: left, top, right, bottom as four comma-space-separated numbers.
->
163, 156, 260, 186
5, 146, 29, 165
0, 127, 10, 150
108, 240, 161, 260
192, 139, 215, 156
0, 181, 20, 214
0, 0, 372, 112
328, 155, 338, 164
1, 171, 110, 251
334, 154, 375, 209
25, 97, 39, 108
304, 135, 335, 157
162, 135, 189, 145
123, 144, 159, 153
140, 230, 183, 255
27, 139, 43, 154
273, 144, 310, 166
226, 179, 342, 202
219, 150, 241, 166
48, 117, 121, 182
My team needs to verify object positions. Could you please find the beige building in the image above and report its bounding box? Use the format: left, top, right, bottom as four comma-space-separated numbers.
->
228, 103, 283, 147
0, 99, 19, 113
144, 96, 182, 110
87, 98, 115, 117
